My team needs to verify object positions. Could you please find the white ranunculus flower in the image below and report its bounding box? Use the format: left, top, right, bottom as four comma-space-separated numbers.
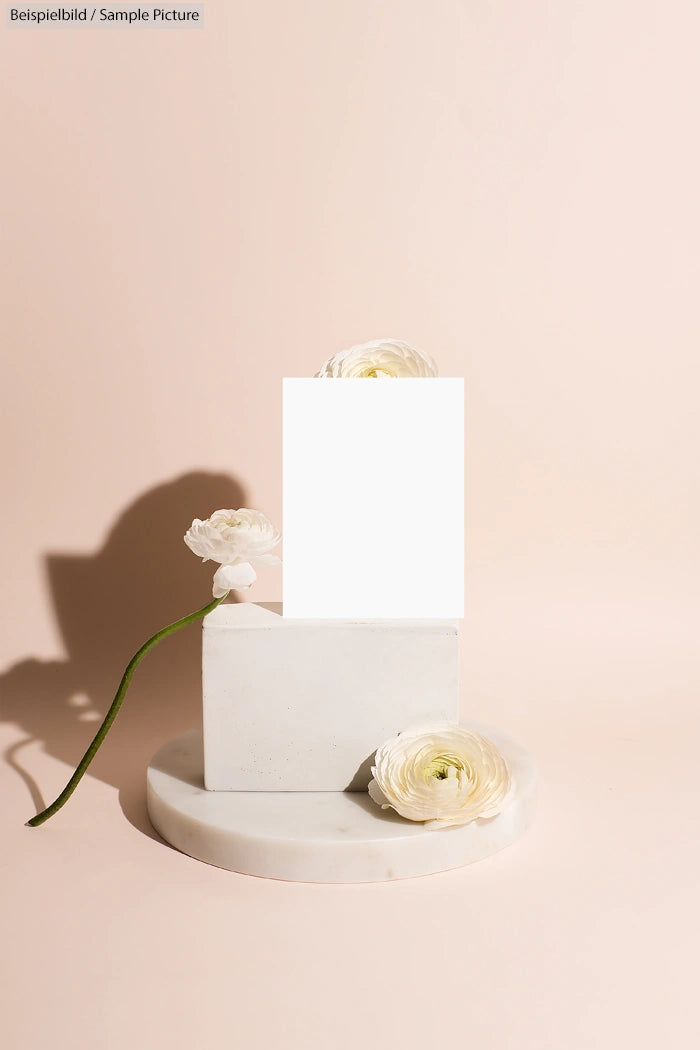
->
316, 339, 438, 378
184, 508, 281, 597
368, 723, 512, 828
184, 508, 281, 564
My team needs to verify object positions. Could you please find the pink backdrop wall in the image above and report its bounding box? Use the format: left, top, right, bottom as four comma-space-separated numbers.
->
3, 2, 698, 683
2, 3, 698, 1048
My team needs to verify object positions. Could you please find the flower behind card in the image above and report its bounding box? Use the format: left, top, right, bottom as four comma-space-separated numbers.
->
316, 339, 438, 378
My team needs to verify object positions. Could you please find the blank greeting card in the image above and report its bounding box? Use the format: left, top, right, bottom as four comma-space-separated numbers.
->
283, 378, 464, 619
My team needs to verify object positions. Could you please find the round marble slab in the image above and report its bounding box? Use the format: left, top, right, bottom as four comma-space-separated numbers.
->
146, 726, 536, 883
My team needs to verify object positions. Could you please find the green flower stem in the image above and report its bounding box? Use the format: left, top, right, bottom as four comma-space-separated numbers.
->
26, 592, 227, 828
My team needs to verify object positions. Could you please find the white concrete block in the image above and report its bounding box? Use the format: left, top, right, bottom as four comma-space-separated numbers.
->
202, 602, 459, 791
283, 378, 464, 619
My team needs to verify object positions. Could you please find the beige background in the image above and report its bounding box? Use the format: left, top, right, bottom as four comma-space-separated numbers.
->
1, 2, 698, 1048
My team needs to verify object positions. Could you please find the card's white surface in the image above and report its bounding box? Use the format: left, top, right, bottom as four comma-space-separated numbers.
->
283, 378, 464, 618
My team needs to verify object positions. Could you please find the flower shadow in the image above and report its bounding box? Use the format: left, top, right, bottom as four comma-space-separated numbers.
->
0, 471, 247, 840
343, 788, 412, 825
344, 752, 417, 824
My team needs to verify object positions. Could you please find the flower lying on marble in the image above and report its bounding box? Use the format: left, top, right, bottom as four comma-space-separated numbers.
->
368, 723, 512, 828
316, 339, 438, 378
184, 508, 282, 598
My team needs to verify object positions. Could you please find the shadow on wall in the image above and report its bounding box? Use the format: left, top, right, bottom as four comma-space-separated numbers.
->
0, 471, 246, 839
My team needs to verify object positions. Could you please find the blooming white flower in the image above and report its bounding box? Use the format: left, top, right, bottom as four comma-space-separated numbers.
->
316, 339, 438, 378
368, 723, 512, 828
184, 508, 281, 598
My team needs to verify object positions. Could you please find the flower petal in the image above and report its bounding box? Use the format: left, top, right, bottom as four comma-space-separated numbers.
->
368, 778, 390, 809
212, 561, 257, 597
252, 553, 282, 567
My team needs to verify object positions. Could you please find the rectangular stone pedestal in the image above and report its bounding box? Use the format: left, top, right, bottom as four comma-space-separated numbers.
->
202, 602, 459, 791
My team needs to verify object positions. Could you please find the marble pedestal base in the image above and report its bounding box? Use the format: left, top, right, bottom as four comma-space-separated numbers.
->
146, 727, 536, 883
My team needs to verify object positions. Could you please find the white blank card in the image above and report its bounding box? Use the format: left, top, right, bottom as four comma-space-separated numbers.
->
283, 378, 464, 619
